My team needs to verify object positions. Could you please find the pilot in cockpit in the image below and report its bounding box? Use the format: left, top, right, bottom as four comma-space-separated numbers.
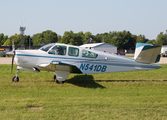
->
56, 46, 64, 55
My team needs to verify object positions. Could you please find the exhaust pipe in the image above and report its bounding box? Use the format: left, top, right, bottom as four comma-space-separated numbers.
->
33, 67, 40, 72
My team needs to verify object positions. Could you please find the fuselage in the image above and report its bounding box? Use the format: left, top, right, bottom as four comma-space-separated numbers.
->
14, 43, 162, 74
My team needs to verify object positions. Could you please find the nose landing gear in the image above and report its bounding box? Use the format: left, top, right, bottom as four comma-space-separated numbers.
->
12, 69, 19, 82
12, 76, 19, 82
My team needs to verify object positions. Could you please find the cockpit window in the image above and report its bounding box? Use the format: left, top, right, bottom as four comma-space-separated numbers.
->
82, 50, 98, 58
39, 43, 55, 52
48, 45, 66, 55
68, 47, 79, 57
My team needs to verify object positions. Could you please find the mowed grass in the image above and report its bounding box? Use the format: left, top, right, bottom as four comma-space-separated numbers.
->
1, 64, 167, 119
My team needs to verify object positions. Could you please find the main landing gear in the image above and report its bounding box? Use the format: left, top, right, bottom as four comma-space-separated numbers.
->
53, 74, 65, 84
12, 69, 19, 82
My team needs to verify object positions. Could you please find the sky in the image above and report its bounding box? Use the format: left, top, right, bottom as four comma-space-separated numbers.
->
0, 0, 167, 40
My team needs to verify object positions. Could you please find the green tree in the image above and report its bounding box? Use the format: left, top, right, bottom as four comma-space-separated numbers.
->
59, 31, 73, 44
32, 33, 43, 46
42, 30, 58, 44
111, 31, 126, 49
59, 31, 83, 45
57, 35, 62, 42
84, 32, 94, 44
0, 33, 8, 46
156, 32, 167, 45
24, 35, 33, 46
76, 31, 84, 45
94, 34, 103, 43
100, 32, 110, 43
3, 39, 11, 46
32, 30, 58, 46
136, 34, 148, 44
103, 31, 136, 50
146, 39, 156, 45
3, 34, 21, 46
72, 32, 84, 45
122, 31, 136, 50
10, 34, 21, 46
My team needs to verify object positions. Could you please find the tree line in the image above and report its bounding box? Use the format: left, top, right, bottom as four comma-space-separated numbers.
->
0, 30, 167, 50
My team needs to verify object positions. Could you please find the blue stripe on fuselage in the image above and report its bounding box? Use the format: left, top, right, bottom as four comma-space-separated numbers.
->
16, 54, 94, 61
15, 54, 160, 69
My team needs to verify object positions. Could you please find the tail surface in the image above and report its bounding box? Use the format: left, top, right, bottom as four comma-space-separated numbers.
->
134, 43, 161, 64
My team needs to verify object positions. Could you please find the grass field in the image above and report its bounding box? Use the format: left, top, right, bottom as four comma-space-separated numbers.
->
1, 64, 167, 120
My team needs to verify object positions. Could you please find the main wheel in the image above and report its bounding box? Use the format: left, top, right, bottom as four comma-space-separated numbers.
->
53, 74, 56, 80
12, 76, 19, 82
53, 74, 65, 84
55, 79, 65, 84
55, 79, 59, 83
53, 74, 58, 83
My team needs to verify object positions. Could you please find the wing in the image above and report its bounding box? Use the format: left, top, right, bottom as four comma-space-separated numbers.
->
37, 60, 82, 73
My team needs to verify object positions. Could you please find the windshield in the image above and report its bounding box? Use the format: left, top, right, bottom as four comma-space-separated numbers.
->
39, 43, 55, 52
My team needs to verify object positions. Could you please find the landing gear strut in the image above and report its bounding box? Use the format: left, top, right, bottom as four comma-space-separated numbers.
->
12, 69, 19, 82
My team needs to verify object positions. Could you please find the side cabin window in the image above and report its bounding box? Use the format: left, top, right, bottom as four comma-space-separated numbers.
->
82, 50, 98, 58
68, 47, 79, 57
48, 45, 66, 55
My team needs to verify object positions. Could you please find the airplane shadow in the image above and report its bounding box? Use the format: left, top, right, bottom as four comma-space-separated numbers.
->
65, 75, 106, 89
95, 80, 167, 82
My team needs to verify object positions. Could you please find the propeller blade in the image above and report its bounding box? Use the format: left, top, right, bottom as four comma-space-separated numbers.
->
11, 57, 14, 73
11, 39, 15, 73
11, 51, 15, 73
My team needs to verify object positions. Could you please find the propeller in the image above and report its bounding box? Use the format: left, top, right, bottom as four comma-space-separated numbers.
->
11, 51, 15, 73
11, 39, 15, 73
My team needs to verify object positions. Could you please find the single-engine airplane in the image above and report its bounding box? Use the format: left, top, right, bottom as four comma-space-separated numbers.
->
7, 43, 162, 83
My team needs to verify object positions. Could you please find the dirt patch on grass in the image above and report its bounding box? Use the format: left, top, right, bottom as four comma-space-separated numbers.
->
27, 107, 43, 110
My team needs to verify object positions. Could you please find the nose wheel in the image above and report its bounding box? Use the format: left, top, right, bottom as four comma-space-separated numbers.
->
12, 69, 19, 82
12, 76, 19, 82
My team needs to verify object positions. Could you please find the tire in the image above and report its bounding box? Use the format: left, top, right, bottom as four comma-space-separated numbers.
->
53, 74, 64, 83
55, 79, 59, 83
12, 76, 19, 82
53, 74, 56, 80
55, 79, 65, 84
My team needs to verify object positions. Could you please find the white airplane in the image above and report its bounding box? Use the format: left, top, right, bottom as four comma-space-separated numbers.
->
7, 43, 162, 83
